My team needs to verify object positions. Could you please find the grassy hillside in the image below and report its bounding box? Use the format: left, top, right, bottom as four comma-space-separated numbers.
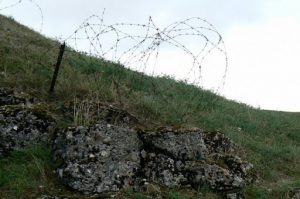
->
0, 15, 300, 198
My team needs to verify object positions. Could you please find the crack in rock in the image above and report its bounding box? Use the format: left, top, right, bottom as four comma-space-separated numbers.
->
139, 130, 254, 191
53, 126, 254, 195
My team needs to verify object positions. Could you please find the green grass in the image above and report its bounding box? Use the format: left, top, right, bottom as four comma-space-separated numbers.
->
0, 145, 54, 198
170, 191, 190, 199
0, 14, 300, 198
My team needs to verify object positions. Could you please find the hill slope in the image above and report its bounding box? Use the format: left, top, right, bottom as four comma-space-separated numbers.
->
0, 15, 300, 198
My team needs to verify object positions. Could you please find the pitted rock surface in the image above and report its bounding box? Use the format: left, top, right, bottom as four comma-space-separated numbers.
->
53, 124, 142, 194
36, 195, 65, 199
141, 152, 188, 187
0, 106, 54, 156
226, 192, 245, 199
53, 127, 253, 194
289, 188, 300, 199
140, 130, 253, 191
141, 131, 208, 160
203, 131, 236, 154
0, 88, 27, 106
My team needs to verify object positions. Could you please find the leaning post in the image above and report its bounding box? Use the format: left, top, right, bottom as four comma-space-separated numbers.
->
49, 42, 66, 94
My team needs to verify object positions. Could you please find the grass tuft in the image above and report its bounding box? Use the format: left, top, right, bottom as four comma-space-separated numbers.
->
0, 145, 54, 197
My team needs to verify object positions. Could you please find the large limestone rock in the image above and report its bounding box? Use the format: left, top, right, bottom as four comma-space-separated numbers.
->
0, 87, 254, 197
140, 129, 254, 191
0, 88, 53, 156
0, 106, 54, 156
0, 88, 25, 106
53, 126, 254, 195
53, 124, 143, 194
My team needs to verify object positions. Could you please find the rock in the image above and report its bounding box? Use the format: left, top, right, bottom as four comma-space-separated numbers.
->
36, 195, 65, 199
0, 88, 254, 197
53, 126, 253, 195
142, 153, 188, 187
202, 131, 236, 154
53, 124, 142, 194
0, 105, 54, 156
133, 179, 162, 199
141, 130, 208, 160
0, 87, 34, 106
53, 102, 254, 196
140, 130, 254, 191
226, 192, 244, 199
0, 87, 50, 156
289, 188, 300, 199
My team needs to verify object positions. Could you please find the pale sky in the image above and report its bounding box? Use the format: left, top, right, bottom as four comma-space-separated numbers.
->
1, 0, 300, 112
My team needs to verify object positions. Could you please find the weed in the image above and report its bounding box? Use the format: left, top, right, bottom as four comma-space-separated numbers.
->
293, 180, 300, 187
0, 144, 54, 197
197, 183, 211, 197
170, 191, 190, 199
244, 185, 269, 199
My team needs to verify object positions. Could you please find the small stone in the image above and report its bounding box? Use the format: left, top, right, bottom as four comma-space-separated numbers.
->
131, 153, 139, 161
232, 176, 244, 188
103, 137, 112, 144
141, 150, 147, 159
149, 153, 156, 158
58, 169, 63, 178
89, 153, 95, 159
226, 193, 238, 199
66, 131, 73, 139
101, 150, 109, 157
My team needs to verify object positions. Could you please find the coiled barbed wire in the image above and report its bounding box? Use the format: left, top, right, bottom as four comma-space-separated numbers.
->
0, 1, 228, 91
64, 11, 228, 91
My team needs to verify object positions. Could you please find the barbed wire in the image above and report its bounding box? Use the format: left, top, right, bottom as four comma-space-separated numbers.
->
0, 0, 228, 90
63, 11, 228, 90
1, 0, 228, 107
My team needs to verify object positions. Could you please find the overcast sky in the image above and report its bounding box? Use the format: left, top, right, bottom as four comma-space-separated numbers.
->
1, 0, 300, 112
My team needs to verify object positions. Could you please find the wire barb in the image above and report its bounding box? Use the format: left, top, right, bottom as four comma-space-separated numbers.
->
0, 1, 228, 93
63, 13, 228, 91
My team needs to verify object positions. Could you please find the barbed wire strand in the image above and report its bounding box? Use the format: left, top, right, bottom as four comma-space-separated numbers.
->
1, 1, 229, 111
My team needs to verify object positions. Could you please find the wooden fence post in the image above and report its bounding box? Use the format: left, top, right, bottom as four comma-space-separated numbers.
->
49, 42, 66, 93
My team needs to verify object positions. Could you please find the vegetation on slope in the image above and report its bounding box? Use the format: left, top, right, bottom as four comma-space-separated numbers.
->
0, 15, 300, 198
